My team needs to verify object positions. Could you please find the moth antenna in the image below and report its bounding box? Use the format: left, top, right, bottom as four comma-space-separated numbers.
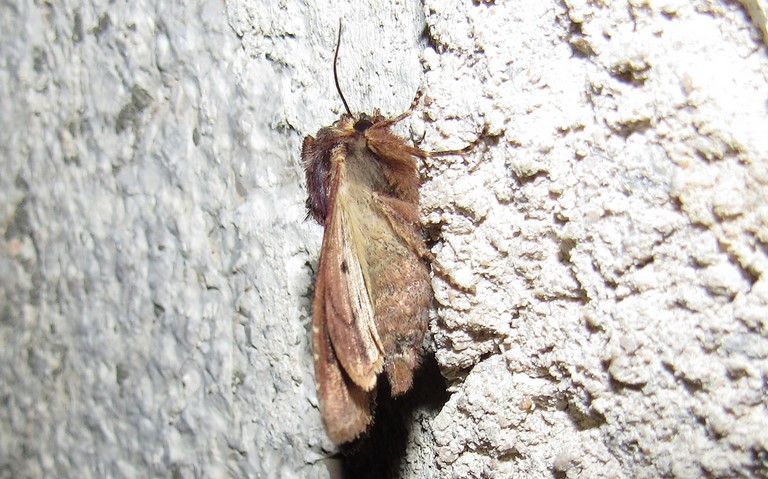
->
334, 19, 353, 117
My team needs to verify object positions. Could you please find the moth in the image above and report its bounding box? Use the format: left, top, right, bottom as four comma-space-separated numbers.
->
302, 23, 436, 444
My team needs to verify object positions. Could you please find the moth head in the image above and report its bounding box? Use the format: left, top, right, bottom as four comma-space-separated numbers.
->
351, 109, 387, 132
334, 111, 385, 135
353, 116, 373, 132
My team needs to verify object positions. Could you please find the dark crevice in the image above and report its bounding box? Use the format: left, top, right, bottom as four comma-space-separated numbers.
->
338, 354, 448, 479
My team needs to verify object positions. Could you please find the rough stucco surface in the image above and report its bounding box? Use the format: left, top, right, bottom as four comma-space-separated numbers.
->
1, 1, 767, 479
420, 0, 768, 477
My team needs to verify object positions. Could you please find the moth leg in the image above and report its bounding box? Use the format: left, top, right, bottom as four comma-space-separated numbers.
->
426, 124, 491, 158
372, 193, 476, 294
369, 89, 428, 132
409, 88, 424, 111
409, 127, 428, 150
371, 110, 412, 130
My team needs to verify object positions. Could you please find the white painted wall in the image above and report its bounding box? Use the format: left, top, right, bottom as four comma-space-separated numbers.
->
1, 0, 767, 478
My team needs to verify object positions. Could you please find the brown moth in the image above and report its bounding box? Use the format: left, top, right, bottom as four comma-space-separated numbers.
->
302, 23, 434, 444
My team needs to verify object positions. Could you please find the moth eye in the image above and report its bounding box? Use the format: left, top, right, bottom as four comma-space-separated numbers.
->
340, 260, 348, 274
354, 119, 373, 132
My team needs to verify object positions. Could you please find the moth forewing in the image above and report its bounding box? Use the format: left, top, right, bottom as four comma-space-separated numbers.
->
322, 199, 384, 391
311, 274, 374, 443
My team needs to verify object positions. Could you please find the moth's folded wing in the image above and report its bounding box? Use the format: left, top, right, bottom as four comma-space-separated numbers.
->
312, 275, 373, 443
321, 204, 384, 391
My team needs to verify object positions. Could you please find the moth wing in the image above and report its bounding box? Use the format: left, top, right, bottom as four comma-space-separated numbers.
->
320, 193, 384, 391
312, 274, 374, 443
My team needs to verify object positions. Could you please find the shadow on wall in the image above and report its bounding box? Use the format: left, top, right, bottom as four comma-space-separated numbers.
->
325, 354, 448, 479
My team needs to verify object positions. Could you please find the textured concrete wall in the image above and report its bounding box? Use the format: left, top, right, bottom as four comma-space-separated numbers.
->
423, 1, 768, 477
1, 0, 767, 478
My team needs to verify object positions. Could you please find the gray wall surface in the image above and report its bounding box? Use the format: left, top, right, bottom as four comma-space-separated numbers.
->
2, 0, 767, 478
